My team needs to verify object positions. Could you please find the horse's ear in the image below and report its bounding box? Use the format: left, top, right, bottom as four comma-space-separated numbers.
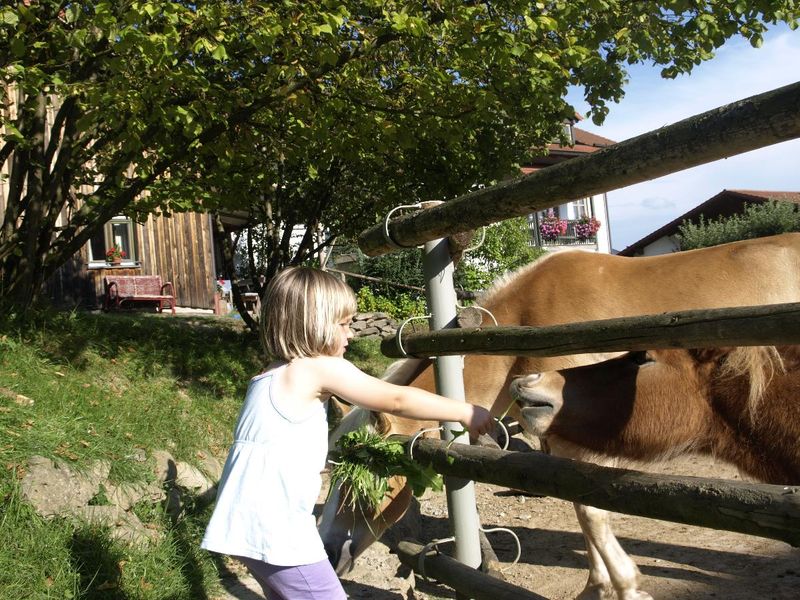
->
688, 347, 730, 365
371, 411, 392, 436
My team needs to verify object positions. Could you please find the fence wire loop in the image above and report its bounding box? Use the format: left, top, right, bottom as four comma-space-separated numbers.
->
462, 226, 487, 254
480, 526, 522, 572
396, 314, 432, 358
417, 536, 456, 581
407, 426, 443, 461
407, 417, 509, 461
383, 203, 423, 250
455, 304, 499, 327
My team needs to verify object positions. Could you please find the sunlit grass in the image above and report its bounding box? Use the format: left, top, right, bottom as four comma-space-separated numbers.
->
0, 309, 391, 598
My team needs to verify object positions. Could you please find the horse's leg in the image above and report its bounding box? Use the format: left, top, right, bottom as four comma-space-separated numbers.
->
574, 503, 653, 600
543, 440, 651, 600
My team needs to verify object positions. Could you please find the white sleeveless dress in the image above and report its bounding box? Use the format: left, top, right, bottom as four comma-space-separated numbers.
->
201, 365, 329, 565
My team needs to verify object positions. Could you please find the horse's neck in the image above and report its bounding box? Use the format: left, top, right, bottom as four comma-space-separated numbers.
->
382, 358, 431, 383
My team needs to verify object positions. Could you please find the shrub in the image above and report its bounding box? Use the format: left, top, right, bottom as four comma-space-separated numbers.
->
677, 201, 800, 250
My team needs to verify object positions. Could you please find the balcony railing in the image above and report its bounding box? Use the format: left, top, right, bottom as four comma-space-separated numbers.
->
529, 219, 598, 246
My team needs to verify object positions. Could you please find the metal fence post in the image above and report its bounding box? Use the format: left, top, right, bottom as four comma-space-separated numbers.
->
422, 230, 483, 584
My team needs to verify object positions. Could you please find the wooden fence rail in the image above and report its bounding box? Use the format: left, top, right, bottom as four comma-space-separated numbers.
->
395, 437, 800, 546
381, 301, 800, 358
359, 81, 800, 256
395, 540, 547, 600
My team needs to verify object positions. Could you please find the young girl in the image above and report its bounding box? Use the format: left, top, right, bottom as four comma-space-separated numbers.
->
201, 267, 493, 600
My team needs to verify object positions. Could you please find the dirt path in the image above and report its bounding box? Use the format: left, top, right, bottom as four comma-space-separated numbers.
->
339, 454, 800, 600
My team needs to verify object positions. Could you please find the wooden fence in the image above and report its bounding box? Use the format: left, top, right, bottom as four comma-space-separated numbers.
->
354, 82, 800, 599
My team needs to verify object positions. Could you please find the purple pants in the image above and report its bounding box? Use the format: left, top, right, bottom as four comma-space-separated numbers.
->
237, 556, 347, 600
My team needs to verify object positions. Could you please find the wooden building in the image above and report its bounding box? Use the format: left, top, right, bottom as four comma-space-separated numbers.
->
40, 212, 220, 310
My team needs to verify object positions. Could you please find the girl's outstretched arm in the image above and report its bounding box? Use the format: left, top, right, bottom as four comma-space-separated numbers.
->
311, 356, 493, 437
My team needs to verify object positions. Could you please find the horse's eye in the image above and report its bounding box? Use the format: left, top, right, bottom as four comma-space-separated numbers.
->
629, 351, 655, 366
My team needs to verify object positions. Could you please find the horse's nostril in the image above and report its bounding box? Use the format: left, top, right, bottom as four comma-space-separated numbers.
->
512, 373, 542, 391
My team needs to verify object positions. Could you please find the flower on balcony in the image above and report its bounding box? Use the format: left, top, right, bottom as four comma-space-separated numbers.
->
539, 210, 568, 241
574, 216, 601, 241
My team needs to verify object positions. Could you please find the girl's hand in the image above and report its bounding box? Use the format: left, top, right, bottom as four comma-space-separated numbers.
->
462, 404, 494, 440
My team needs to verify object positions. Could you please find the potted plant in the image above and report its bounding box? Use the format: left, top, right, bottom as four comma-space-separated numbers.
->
574, 216, 601, 241
539, 209, 568, 242
105, 244, 126, 265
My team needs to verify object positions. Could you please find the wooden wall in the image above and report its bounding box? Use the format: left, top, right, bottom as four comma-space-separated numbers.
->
41, 212, 218, 310
139, 212, 217, 309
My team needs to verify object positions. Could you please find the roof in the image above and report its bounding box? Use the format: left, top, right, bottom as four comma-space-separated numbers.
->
618, 189, 800, 256
520, 126, 616, 173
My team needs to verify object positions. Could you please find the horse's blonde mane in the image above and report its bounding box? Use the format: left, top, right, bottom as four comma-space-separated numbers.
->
719, 346, 784, 421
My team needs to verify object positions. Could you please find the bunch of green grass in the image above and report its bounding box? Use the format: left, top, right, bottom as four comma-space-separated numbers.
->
329, 427, 443, 512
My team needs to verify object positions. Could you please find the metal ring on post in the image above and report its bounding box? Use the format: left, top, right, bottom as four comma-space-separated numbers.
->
383, 203, 423, 250
407, 426, 444, 461
495, 418, 510, 451
395, 314, 432, 358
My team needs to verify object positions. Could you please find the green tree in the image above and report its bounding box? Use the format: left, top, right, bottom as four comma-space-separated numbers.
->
456, 217, 546, 291
677, 201, 800, 250
2, 1, 798, 309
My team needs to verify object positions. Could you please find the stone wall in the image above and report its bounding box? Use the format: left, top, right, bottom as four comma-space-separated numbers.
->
350, 311, 398, 339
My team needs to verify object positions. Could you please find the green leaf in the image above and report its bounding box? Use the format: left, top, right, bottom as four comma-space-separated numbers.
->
0, 8, 19, 26
2, 122, 24, 142
210, 43, 228, 60
312, 23, 333, 35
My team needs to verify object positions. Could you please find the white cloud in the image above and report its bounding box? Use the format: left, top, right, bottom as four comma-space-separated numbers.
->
567, 25, 800, 250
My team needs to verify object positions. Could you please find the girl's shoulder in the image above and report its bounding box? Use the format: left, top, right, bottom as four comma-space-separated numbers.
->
284, 356, 364, 383
250, 361, 288, 383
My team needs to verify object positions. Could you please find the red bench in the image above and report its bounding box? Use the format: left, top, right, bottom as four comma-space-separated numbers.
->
103, 275, 176, 315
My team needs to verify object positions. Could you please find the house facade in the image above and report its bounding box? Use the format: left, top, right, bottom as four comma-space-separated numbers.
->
618, 189, 800, 257
522, 124, 615, 254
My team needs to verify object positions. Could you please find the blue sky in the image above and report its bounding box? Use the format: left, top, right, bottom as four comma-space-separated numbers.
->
566, 23, 800, 251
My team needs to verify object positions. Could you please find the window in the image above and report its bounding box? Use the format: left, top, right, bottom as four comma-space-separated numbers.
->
571, 198, 591, 219
88, 216, 137, 265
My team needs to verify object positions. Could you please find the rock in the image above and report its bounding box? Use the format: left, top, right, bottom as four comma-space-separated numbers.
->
21, 456, 110, 518
196, 451, 224, 482
175, 460, 215, 496
152, 449, 178, 484
73, 505, 158, 547
105, 480, 165, 511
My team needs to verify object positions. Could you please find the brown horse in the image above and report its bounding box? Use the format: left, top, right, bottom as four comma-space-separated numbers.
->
320, 233, 800, 597
510, 344, 800, 599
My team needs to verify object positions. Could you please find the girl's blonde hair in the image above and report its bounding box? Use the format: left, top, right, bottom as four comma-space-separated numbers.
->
261, 267, 357, 360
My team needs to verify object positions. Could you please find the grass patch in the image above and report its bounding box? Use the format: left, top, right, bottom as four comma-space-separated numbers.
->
0, 309, 394, 598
